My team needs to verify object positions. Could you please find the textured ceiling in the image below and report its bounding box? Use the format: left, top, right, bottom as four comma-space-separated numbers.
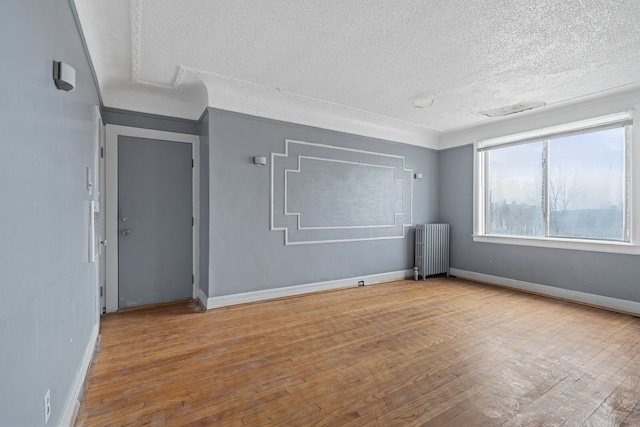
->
74, 0, 640, 145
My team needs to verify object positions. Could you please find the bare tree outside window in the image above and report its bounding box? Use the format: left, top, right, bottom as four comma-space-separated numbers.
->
548, 170, 577, 235
547, 129, 624, 240
484, 126, 626, 242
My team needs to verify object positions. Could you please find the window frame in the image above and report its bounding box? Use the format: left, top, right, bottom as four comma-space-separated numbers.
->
473, 111, 640, 255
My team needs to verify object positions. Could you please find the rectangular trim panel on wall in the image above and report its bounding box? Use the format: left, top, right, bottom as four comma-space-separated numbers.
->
271, 139, 413, 245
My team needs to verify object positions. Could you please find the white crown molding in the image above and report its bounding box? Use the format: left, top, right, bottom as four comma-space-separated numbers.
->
200, 70, 439, 148
79, 0, 640, 150
450, 268, 640, 316
203, 270, 412, 310
103, 78, 440, 148
103, 83, 640, 152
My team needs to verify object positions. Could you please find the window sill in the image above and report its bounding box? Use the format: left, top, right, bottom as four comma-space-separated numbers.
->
472, 234, 640, 255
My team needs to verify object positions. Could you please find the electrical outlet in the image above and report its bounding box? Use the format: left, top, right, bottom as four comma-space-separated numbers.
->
43, 389, 51, 424
358, 281, 365, 287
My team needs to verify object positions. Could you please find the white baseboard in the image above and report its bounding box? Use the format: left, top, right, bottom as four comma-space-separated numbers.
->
197, 288, 208, 310
60, 322, 99, 427
204, 270, 412, 309
450, 268, 640, 317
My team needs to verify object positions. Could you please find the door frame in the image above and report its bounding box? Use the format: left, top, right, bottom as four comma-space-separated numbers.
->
96, 108, 105, 318
105, 124, 200, 313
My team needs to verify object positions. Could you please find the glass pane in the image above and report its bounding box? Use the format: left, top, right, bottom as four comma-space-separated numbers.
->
487, 142, 544, 237
548, 127, 625, 240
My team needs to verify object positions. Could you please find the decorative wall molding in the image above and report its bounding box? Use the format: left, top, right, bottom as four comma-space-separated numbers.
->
271, 140, 412, 245
450, 268, 640, 316
204, 270, 412, 310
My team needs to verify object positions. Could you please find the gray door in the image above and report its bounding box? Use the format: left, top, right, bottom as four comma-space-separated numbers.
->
118, 136, 193, 308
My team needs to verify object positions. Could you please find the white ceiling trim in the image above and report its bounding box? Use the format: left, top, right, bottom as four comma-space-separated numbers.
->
75, 0, 640, 150
191, 67, 440, 130
198, 69, 440, 148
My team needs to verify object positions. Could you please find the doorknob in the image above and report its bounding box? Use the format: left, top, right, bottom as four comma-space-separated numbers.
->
122, 229, 131, 236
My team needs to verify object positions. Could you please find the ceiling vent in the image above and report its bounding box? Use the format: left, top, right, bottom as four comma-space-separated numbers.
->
414, 97, 435, 108
478, 101, 546, 117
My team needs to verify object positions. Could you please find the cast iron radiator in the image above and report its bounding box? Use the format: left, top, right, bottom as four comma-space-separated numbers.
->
415, 223, 450, 279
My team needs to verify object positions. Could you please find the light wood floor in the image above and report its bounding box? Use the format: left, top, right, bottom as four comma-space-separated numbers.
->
75, 278, 640, 426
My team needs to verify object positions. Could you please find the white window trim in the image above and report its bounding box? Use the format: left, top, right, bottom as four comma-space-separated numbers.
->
473, 110, 640, 255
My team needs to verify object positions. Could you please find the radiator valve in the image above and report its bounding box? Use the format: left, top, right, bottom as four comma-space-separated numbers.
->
413, 267, 419, 281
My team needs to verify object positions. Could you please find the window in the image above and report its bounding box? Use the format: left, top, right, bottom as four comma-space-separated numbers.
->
474, 112, 638, 254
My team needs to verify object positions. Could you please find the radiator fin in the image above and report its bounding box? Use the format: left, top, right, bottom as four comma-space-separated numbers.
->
415, 224, 450, 279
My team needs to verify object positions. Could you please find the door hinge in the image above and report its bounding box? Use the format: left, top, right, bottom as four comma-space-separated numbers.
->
192, 216, 194, 226
192, 159, 194, 168
100, 286, 103, 297
100, 146, 104, 158
192, 274, 194, 284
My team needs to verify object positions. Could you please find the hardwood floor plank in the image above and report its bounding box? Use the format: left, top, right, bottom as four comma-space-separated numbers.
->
620, 402, 640, 426
582, 354, 640, 427
75, 278, 640, 426
513, 326, 640, 426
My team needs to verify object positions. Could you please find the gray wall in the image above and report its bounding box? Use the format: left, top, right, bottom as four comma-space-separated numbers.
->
0, 0, 100, 425
439, 144, 640, 303
102, 106, 199, 135
204, 108, 439, 297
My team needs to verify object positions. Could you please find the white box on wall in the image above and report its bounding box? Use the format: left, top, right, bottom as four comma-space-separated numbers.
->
89, 201, 100, 262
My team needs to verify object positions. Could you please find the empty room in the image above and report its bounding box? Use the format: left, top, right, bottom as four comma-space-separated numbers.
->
2, 0, 640, 426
